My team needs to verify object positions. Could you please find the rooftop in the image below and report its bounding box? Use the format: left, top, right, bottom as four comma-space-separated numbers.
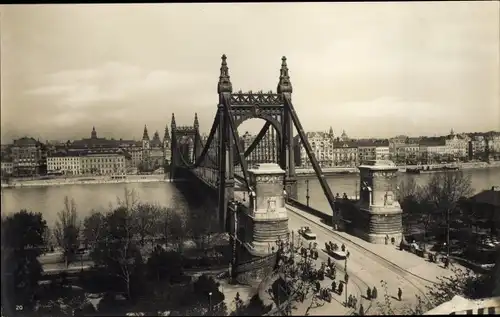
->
469, 186, 500, 208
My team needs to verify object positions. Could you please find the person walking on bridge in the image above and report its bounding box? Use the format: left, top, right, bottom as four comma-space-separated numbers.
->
397, 287, 402, 301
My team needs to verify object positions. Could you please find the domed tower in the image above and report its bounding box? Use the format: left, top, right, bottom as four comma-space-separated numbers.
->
91, 126, 97, 139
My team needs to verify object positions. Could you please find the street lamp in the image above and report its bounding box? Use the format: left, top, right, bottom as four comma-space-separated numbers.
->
208, 292, 212, 312
344, 254, 349, 306
306, 179, 310, 207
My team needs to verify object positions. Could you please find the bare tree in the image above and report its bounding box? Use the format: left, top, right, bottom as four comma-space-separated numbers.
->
54, 196, 80, 267
117, 188, 140, 210
91, 207, 142, 300
82, 210, 105, 250
420, 171, 474, 251
132, 203, 161, 246
187, 205, 218, 251
43, 226, 56, 253
396, 177, 419, 202
168, 211, 188, 253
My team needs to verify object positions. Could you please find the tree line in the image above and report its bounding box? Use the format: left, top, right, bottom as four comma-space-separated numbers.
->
395, 171, 497, 308
396, 171, 476, 247
1, 189, 227, 316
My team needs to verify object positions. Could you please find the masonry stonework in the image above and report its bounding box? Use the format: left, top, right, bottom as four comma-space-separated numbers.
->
355, 160, 403, 244
245, 163, 289, 256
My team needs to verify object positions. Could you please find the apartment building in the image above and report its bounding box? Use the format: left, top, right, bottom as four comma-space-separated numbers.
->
10, 137, 45, 176
1, 160, 14, 175
332, 141, 358, 166
80, 152, 127, 175
47, 153, 82, 175
357, 140, 390, 163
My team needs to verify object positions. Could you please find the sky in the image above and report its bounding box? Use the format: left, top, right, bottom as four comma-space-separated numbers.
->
0, 2, 499, 143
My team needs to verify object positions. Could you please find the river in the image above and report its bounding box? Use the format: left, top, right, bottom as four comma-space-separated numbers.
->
2, 168, 499, 226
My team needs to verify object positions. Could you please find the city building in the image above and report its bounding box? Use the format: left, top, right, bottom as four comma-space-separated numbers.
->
445, 130, 469, 161
332, 140, 358, 167
296, 131, 334, 168
392, 143, 420, 165
240, 129, 279, 167
10, 137, 46, 176
465, 186, 500, 237
47, 152, 82, 175
80, 151, 128, 175
418, 137, 446, 164
469, 135, 488, 161
357, 140, 390, 163
1, 160, 14, 175
68, 126, 170, 173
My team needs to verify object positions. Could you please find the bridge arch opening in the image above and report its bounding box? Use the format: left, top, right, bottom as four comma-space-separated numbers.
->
237, 118, 281, 169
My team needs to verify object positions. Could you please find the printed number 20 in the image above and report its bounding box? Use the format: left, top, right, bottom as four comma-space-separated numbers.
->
16, 305, 23, 311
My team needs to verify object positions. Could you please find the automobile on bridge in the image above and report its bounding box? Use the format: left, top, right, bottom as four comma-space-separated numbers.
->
298, 226, 317, 240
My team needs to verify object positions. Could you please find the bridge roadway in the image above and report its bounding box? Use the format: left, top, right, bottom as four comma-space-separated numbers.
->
189, 167, 458, 313
229, 189, 445, 314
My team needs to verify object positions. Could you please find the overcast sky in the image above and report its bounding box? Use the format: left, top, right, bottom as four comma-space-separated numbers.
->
1, 2, 498, 143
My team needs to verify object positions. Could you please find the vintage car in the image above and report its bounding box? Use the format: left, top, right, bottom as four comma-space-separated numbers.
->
298, 226, 317, 240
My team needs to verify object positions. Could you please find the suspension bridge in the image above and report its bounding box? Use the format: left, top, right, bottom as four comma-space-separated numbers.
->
169, 54, 341, 281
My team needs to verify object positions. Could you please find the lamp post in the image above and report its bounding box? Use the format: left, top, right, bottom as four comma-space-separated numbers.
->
344, 256, 349, 306
306, 179, 310, 207
208, 292, 212, 312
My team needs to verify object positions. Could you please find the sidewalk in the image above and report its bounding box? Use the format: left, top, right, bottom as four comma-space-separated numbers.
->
286, 205, 447, 314
332, 230, 461, 285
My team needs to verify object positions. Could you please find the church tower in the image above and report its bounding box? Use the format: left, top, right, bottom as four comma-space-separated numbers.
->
142, 125, 151, 165
328, 126, 334, 139
142, 125, 150, 149
91, 126, 97, 139
163, 124, 171, 165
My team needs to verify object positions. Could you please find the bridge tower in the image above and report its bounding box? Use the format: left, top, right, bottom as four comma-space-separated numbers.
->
170, 54, 339, 236
357, 160, 403, 244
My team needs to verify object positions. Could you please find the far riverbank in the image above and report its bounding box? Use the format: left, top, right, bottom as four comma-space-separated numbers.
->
1, 174, 178, 189
296, 161, 500, 176
2, 161, 499, 189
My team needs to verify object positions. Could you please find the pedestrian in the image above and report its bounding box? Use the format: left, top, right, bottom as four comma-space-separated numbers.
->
353, 296, 357, 309
346, 250, 350, 258
385, 235, 389, 245
331, 280, 337, 292
359, 304, 365, 316
366, 287, 372, 300
398, 287, 402, 301
341, 244, 346, 252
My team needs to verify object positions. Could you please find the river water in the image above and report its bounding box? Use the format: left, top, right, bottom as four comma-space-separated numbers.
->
2, 168, 499, 226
